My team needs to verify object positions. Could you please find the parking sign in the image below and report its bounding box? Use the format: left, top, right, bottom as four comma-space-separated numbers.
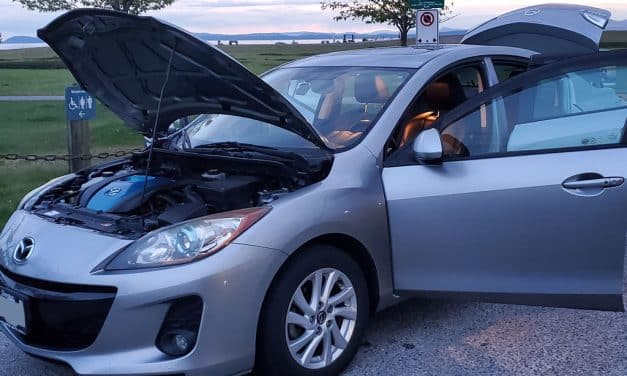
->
65, 86, 96, 121
416, 9, 439, 44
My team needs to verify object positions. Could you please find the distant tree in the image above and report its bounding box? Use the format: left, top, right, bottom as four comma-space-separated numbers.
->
13, 0, 176, 15
321, 0, 456, 46
0, 32, 2, 44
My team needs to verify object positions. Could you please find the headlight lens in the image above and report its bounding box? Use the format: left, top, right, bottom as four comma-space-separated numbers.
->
104, 207, 270, 271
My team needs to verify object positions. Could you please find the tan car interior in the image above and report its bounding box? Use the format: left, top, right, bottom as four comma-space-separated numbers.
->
316, 67, 486, 152
387, 67, 486, 158
319, 73, 392, 148
400, 74, 468, 147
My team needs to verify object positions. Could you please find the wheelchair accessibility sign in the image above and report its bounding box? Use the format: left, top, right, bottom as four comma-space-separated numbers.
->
65, 86, 96, 121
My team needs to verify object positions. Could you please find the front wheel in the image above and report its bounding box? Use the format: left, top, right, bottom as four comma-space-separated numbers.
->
256, 245, 369, 376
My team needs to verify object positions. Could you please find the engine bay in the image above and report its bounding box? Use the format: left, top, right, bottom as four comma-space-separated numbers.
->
27, 148, 330, 238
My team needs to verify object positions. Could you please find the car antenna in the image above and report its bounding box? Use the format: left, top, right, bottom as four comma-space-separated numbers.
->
139, 42, 177, 215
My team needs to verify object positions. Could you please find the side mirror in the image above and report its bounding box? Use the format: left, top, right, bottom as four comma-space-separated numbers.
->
412, 128, 443, 165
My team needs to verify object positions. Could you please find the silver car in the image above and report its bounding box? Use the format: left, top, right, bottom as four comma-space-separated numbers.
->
1, 4, 625, 376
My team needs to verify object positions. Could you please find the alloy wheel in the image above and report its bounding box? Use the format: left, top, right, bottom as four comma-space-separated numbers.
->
285, 268, 358, 369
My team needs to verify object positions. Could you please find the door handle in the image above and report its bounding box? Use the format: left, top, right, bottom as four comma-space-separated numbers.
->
563, 177, 624, 190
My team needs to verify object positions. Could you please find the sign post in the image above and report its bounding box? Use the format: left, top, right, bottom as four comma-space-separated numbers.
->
410, 0, 445, 45
65, 86, 96, 172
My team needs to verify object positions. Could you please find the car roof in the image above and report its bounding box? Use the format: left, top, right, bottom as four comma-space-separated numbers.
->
282, 44, 532, 69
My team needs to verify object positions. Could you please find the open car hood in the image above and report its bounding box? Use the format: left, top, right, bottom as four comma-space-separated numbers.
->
462, 4, 611, 55
38, 9, 328, 149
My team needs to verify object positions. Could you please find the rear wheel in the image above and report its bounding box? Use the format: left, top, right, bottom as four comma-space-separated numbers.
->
256, 245, 369, 376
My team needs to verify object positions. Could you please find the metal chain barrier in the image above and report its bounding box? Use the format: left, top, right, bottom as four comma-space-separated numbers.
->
0, 148, 145, 162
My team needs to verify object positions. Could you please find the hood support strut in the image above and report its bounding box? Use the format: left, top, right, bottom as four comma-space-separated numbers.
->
140, 41, 177, 210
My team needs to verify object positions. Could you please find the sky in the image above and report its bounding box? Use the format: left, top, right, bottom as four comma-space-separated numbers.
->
0, 0, 626, 38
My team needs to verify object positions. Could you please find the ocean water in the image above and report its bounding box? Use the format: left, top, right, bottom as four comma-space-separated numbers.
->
0, 43, 48, 50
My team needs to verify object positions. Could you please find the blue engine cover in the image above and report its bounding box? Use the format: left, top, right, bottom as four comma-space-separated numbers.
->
86, 174, 172, 213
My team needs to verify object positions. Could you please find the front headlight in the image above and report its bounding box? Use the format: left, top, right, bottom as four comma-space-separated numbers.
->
104, 207, 270, 271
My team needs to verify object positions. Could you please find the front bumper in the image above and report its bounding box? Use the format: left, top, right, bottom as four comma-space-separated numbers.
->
0, 266, 117, 351
0, 214, 287, 376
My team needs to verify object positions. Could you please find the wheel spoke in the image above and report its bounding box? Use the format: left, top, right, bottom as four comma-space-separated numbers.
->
310, 270, 323, 310
333, 306, 357, 321
287, 312, 313, 329
328, 286, 355, 308
285, 267, 358, 370
321, 271, 339, 305
330, 321, 348, 349
293, 287, 315, 316
289, 329, 317, 354
322, 328, 333, 365
300, 333, 323, 367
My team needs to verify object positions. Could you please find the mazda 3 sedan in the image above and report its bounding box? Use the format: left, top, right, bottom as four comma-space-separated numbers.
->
1, 4, 626, 376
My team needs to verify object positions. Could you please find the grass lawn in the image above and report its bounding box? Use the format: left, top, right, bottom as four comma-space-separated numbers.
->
0, 40, 399, 95
0, 46, 65, 69
0, 69, 74, 96
220, 41, 398, 74
0, 40, 402, 226
0, 101, 143, 155
0, 164, 67, 226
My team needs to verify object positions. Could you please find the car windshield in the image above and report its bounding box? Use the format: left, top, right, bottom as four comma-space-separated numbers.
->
181, 67, 414, 151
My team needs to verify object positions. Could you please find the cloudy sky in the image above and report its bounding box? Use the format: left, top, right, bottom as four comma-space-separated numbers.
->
1, 0, 626, 38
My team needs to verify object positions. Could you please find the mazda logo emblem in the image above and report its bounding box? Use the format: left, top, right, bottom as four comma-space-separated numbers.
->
13, 237, 35, 264
316, 311, 327, 325
524, 9, 541, 16
105, 187, 122, 196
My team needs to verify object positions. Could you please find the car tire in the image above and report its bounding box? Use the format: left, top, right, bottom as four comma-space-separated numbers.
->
255, 244, 369, 376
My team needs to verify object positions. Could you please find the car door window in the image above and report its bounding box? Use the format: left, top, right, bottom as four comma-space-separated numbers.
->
493, 61, 527, 83
438, 55, 627, 159
385, 64, 488, 158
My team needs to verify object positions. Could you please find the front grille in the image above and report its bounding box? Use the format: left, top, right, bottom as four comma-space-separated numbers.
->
0, 266, 116, 351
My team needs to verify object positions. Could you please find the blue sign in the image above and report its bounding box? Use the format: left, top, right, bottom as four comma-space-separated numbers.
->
65, 86, 96, 121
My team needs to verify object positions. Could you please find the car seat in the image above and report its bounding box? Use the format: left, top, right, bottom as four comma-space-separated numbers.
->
400, 74, 467, 147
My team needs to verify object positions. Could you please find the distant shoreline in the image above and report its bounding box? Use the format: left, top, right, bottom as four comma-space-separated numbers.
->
0, 28, 470, 46
0, 38, 403, 50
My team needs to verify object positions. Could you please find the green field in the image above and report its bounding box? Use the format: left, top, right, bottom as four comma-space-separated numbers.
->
0, 43, 389, 96
0, 165, 67, 226
0, 69, 73, 96
0, 41, 398, 226
0, 101, 142, 155
0, 41, 399, 95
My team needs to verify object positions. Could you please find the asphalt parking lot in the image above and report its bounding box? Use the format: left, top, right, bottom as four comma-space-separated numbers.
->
2, 258, 626, 376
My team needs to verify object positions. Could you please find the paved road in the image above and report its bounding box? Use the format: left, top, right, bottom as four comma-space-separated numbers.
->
2, 264, 626, 376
